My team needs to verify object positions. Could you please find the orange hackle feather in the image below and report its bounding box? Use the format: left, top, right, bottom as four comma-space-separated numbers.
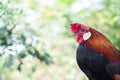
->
86, 28, 120, 62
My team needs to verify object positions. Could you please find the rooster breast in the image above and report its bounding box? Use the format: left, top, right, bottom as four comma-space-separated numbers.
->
76, 43, 114, 80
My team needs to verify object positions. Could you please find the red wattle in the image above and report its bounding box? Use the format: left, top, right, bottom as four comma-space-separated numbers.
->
77, 36, 83, 43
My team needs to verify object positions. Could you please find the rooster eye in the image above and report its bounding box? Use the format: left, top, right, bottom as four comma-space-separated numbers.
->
80, 29, 85, 32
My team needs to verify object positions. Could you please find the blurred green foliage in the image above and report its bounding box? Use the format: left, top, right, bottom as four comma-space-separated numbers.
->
0, 0, 120, 80
0, 0, 52, 73
82, 0, 120, 49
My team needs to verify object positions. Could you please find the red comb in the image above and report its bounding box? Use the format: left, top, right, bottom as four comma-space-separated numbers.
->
70, 23, 81, 33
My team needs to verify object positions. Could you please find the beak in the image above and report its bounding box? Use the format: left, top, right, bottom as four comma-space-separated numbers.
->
73, 32, 79, 36
70, 23, 73, 26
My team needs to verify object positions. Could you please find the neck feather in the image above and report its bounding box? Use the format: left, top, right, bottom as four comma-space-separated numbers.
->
86, 28, 120, 62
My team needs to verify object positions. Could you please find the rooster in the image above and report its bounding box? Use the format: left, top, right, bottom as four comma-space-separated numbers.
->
70, 23, 120, 80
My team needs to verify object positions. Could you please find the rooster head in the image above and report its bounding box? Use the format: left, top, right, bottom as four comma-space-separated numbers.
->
70, 23, 91, 43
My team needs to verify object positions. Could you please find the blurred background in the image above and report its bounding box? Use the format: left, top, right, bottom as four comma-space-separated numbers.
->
0, 0, 120, 80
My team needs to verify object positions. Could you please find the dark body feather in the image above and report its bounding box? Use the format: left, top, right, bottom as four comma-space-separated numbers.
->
77, 43, 114, 80
106, 62, 120, 79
